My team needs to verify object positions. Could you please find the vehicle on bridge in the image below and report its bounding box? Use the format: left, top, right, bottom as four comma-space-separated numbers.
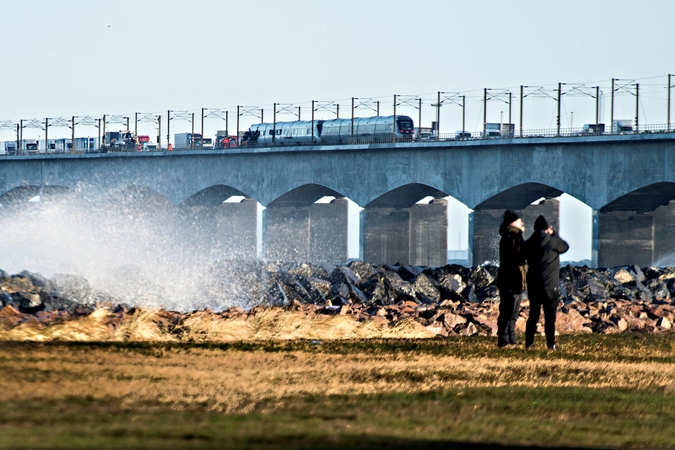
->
4, 141, 17, 155
175, 132, 214, 150
103, 131, 138, 152
244, 115, 415, 146
215, 131, 238, 149
24, 139, 39, 155
53, 138, 72, 153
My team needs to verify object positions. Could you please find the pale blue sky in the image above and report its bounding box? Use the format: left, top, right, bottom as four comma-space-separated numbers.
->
2, 0, 674, 262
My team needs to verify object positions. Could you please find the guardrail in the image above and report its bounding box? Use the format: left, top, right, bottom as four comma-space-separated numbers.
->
3, 123, 675, 156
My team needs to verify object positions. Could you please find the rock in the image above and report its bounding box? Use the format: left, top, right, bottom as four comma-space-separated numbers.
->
438, 312, 467, 329
347, 261, 377, 284
644, 279, 671, 302
469, 266, 495, 288
612, 267, 635, 284
425, 322, 445, 336
611, 316, 629, 332
412, 273, 440, 304
397, 266, 422, 282
0, 305, 40, 329
319, 305, 341, 315
556, 308, 591, 333
458, 322, 478, 336
461, 284, 479, 303
590, 319, 620, 334
330, 267, 361, 287
629, 265, 646, 283
657, 317, 672, 329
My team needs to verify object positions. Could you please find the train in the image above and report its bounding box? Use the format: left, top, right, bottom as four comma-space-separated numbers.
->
243, 115, 415, 146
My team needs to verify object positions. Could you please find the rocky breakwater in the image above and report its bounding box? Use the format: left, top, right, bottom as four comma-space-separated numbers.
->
0, 262, 674, 342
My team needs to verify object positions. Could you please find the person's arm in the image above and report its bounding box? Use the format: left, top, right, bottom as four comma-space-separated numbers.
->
550, 235, 569, 254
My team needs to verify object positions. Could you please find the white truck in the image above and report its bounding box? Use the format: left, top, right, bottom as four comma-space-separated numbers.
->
24, 139, 39, 154
612, 120, 634, 133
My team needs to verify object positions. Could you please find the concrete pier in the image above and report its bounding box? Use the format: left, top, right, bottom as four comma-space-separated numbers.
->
363, 199, 447, 266
471, 198, 560, 265
176, 197, 258, 260
265, 198, 349, 264
598, 201, 675, 267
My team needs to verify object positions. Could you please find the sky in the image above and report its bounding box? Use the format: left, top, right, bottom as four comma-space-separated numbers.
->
1, 0, 674, 262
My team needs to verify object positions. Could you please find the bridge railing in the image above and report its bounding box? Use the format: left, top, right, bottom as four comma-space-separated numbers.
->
3, 123, 675, 155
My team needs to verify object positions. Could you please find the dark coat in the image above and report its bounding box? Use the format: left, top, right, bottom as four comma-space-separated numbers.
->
525, 230, 569, 292
497, 223, 527, 293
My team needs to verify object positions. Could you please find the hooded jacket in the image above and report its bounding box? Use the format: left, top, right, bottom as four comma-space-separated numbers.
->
497, 223, 527, 293
525, 230, 569, 292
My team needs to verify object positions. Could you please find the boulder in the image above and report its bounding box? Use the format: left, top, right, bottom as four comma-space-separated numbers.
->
656, 317, 672, 329
556, 308, 592, 333
412, 273, 440, 304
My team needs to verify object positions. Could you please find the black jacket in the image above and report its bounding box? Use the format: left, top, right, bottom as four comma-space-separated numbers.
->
497, 223, 527, 293
525, 230, 569, 292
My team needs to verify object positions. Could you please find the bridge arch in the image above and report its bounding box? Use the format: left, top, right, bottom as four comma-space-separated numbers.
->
181, 185, 250, 208
0, 185, 73, 205
596, 182, 675, 267
474, 182, 564, 211
600, 182, 675, 213
364, 183, 448, 209
267, 184, 345, 208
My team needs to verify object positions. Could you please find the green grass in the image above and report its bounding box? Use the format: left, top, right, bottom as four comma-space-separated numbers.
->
0, 388, 672, 449
17, 332, 675, 364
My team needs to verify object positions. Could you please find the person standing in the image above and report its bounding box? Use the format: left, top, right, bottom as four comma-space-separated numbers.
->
524, 215, 569, 350
496, 210, 527, 348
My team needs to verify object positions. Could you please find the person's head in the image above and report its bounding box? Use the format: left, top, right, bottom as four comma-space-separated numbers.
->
534, 215, 552, 234
503, 210, 524, 232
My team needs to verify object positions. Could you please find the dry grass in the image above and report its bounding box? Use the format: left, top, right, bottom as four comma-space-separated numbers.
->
0, 307, 437, 342
2, 320, 675, 448
1, 337, 674, 414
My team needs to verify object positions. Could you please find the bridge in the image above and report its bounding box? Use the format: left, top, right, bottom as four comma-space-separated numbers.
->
1, 132, 675, 268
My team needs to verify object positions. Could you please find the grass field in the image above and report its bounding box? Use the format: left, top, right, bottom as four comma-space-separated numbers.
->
1, 334, 674, 449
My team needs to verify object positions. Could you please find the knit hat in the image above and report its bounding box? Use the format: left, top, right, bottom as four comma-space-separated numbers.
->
502, 210, 521, 226
534, 215, 549, 231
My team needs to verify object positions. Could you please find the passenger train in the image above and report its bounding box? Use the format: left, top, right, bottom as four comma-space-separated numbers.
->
243, 115, 415, 146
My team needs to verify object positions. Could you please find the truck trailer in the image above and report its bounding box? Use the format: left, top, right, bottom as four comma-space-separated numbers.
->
174, 133, 214, 149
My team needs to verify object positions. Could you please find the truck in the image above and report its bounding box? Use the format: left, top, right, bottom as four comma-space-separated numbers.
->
612, 120, 634, 133
74, 137, 97, 153
480, 123, 514, 138
215, 130, 238, 148
53, 138, 73, 153
103, 131, 137, 152
4, 141, 17, 155
141, 142, 159, 151
24, 139, 39, 155
174, 132, 214, 149
581, 123, 606, 135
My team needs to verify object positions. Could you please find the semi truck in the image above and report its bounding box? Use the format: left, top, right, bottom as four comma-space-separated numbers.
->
480, 123, 515, 138
174, 132, 214, 149
4, 141, 17, 155
103, 131, 137, 152
612, 120, 634, 133
24, 139, 39, 154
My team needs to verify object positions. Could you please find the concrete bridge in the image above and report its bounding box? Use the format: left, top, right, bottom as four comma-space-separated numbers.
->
1, 133, 675, 268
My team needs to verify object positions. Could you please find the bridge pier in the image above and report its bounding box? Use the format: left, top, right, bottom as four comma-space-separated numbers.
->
597, 201, 675, 267
176, 198, 258, 261
362, 199, 447, 266
471, 198, 560, 266
264, 198, 349, 264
